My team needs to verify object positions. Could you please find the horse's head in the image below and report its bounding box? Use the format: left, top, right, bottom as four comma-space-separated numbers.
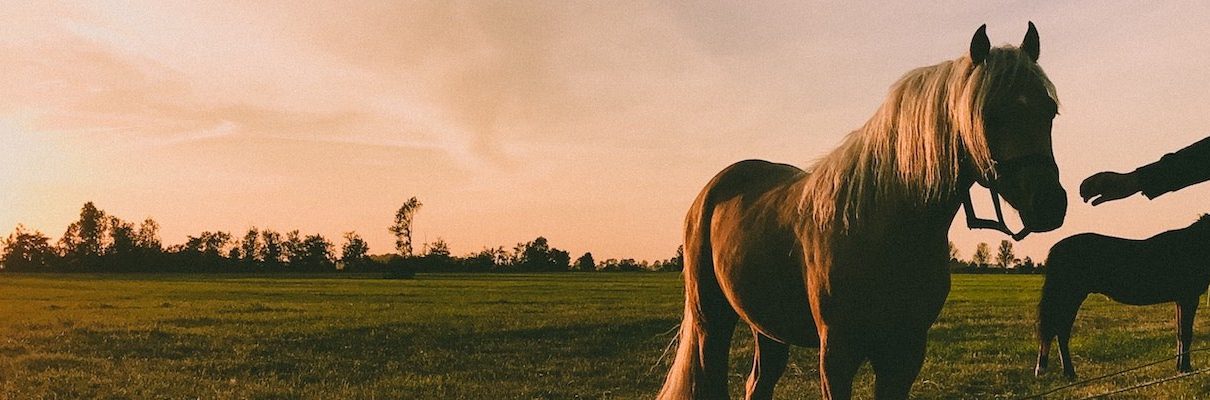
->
969, 23, 1067, 234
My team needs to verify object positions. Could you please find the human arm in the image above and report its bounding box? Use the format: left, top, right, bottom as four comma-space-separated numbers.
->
1080, 136, 1210, 205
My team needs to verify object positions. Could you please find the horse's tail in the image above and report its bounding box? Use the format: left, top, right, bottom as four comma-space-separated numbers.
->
657, 174, 735, 400
1037, 249, 1067, 344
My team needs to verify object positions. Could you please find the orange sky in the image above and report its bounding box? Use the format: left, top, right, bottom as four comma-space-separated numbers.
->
3, 2, 1210, 262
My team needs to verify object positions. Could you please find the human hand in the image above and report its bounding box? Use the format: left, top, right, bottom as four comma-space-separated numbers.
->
1079, 171, 1141, 206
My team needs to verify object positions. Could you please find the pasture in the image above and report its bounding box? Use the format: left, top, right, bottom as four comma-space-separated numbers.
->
0, 273, 1206, 399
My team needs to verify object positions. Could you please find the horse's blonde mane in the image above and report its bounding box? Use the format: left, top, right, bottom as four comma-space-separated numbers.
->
801, 46, 1058, 235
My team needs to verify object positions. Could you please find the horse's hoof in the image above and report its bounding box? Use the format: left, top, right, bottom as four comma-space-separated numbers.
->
1033, 367, 1045, 377
1063, 372, 1078, 381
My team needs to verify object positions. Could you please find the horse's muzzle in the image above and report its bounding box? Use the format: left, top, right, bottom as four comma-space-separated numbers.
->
1023, 186, 1067, 232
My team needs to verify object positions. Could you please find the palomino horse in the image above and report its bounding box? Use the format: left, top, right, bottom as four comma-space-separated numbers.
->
1035, 214, 1210, 379
658, 23, 1067, 400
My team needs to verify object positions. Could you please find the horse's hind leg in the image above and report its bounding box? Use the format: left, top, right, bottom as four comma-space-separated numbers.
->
1046, 293, 1085, 379
1034, 335, 1051, 377
700, 310, 739, 396
1036, 290, 1084, 377
1176, 297, 1199, 373
869, 330, 928, 400
744, 330, 789, 400
1057, 315, 1079, 379
818, 333, 864, 400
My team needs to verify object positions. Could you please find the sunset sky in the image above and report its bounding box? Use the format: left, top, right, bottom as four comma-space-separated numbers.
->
3, 1, 1210, 263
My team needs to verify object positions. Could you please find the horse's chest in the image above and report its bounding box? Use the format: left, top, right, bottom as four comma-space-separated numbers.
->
812, 257, 951, 328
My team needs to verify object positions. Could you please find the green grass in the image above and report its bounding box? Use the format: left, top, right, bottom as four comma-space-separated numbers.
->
0, 273, 1206, 399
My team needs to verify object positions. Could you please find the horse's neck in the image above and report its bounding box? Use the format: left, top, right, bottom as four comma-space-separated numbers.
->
849, 178, 971, 244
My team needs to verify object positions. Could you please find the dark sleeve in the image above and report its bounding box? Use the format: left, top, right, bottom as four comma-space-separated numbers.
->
1133, 136, 1210, 199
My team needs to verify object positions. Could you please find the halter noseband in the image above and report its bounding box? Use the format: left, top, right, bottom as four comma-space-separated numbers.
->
963, 185, 1029, 241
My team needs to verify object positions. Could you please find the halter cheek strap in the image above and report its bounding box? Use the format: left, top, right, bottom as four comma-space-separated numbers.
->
963, 185, 1030, 241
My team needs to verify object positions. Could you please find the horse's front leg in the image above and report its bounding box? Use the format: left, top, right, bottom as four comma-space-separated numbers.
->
818, 332, 863, 400
869, 329, 928, 400
1176, 297, 1199, 373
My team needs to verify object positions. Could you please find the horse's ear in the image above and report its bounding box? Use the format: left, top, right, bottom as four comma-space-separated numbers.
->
970, 24, 990, 65
1022, 21, 1040, 62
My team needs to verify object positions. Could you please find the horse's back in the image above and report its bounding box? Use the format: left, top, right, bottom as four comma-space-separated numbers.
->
691, 159, 817, 346
1046, 231, 1207, 305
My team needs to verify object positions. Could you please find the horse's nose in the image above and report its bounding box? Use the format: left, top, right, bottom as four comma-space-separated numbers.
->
1028, 187, 1067, 232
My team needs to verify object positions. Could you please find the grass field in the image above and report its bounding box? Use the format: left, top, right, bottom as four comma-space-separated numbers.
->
0, 273, 1207, 399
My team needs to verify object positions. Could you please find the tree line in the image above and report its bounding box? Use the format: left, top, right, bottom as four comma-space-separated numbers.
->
0, 199, 684, 274
947, 239, 1043, 274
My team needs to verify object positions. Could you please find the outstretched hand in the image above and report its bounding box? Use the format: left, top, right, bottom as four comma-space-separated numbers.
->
1079, 171, 1141, 206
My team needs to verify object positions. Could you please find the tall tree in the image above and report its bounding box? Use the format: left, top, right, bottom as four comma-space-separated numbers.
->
670, 245, 685, 271
574, 252, 595, 271
973, 242, 991, 268
261, 230, 284, 267
106, 217, 138, 270
240, 228, 262, 264
185, 231, 232, 257
425, 238, 451, 258
947, 241, 960, 262
341, 231, 370, 270
995, 240, 1016, 269
511, 237, 571, 271
1, 225, 56, 271
283, 230, 304, 266
135, 218, 162, 252
59, 202, 109, 266
389, 197, 423, 257
297, 234, 335, 271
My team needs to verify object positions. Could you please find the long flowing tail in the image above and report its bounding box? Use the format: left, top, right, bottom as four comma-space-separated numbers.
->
657, 183, 736, 399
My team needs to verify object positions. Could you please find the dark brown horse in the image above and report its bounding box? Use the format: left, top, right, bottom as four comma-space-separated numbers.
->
657, 23, 1067, 400
1035, 215, 1210, 379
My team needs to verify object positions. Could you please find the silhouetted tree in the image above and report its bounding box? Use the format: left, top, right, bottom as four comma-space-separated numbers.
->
1, 225, 56, 271
240, 227, 262, 266
948, 241, 960, 262
105, 216, 139, 270
460, 247, 506, 271
283, 230, 304, 267
389, 197, 422, 256
1019, 256, 1037, 274
261, 230, 284, 268
418, 237, 455, 271
973, 242, 991, 268
106, 217, 137, 256
995, 240, 1016, 269
598, 258, 646, 272
511, 237, 570, 271
59, 202, 109, 270
297, 234, 335, 271
340, 231, 370, 270
185, 231, 232, 257
651, 246, 686, 271
426, 238, 451, 258
180, 231, 233, 272
573, 252, 595, 271
135, 218, 162, 252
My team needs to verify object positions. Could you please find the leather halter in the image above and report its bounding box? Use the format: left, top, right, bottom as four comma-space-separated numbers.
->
961, 152, 1058, 241
963, 185, 1029, 241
